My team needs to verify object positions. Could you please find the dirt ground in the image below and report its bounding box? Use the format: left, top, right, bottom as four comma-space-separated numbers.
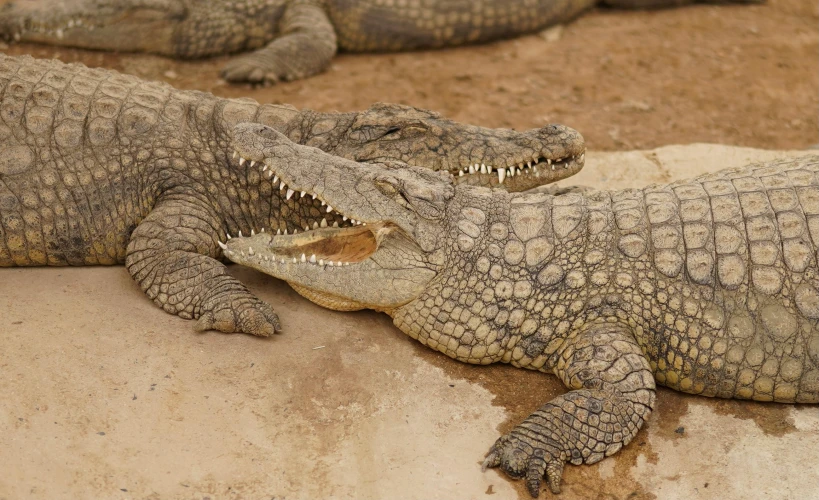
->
2, 0, 817, 151
1, 1, 818, 499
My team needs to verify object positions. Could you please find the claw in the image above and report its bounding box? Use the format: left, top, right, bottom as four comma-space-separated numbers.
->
545, 462, 563, 495
481, 450, 501, 472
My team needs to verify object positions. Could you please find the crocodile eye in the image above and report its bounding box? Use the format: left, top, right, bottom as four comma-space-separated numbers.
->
380, 127, 402, 140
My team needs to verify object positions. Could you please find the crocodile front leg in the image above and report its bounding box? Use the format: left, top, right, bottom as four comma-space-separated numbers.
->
125, 195, 280, 336
220, 0, 337, 84
483, 322, 656, 497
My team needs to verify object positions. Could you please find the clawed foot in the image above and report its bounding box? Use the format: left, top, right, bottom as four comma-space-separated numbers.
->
195, 295, 281, 336
482, 433, 567, 498
221, 56, 286, 85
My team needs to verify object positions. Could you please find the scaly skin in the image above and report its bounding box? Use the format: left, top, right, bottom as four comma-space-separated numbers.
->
0, 54, 584, 335
224, 128, 819, 496
1, 0, 761, 84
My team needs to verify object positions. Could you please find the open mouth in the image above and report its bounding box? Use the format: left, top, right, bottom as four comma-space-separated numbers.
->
226, 152, 394, 267
447, 153, 584, 185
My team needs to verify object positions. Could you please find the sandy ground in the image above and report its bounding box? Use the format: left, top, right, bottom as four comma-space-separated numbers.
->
2, 145, 818, 500
1, 0, 819, 498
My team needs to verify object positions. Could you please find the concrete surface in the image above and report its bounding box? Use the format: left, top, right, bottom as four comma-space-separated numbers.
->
1, 145, 817, 500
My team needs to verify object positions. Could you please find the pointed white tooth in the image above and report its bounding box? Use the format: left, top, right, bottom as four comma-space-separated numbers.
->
300, 191, 306, 198
284, 229, 288, 235
248, 247, 254, 256
218, 241, 227, 250
226, 233, 232, 239
239, 157, 246, 166
281, 258, 285, 264
319, 259, 324, 266
534, 158, 540, 164
527, 161, 532, 168
286, 189, 294, 200
328, 260, 334, 266
304, 225, 309, 231
251, 229, 255, 236
293, 229, 298, 234
312, 193, 317, 200
300, 253, 306, 263
342, 216, 348, 221
480, 164, 487, 174
260, 228, 265, 233
486, 165, 493, 173
250, 160, 256, 168
232, 151, 238, 159
309, 254, 316, 263
551, 164, 556, 171
326, 205, 333, 213
345, 263, 350, 266
547, 158, 552, 165
321, 200, 326, 206
508, 168, 515, 177
468, 165, 475, 174
262, 165, 268, 172
458, 171, 464, 177
277, 229, 281, 235
238, 231, 243, 237
333, 221, 339, 228
268, 171, 274, 178
497, 169, 506, 184
273, 175, 279, 183
240, 250, 245, 256
280, 183, 285, 191
516, 167, 521, 175
313, 222, 319, 229
320, 219, 328, 228
263, 256, 268, 261
292, 257, 297, 263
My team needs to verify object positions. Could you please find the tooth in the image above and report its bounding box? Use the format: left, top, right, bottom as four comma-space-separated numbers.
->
268, 171, 274, 178
301, 254, 306, 263
552, 164, 556, 171
342, 216, 348, 221
480, 164, 487, 174
319, 259, 324, 266
345, 263, 350, 266
300, 191, 306, 198
304, 225, 309, 231
238, 231, 243, 237
333, 222, 339, 228
309, 254, 316, 263
277, 229, 281, 235
292, 257, 297, 263
248, 247, 254, 256
284, 229, 288, 235
218, 241, 227, 250
468, 165, 475, 174
286, 189, 294, 200
313, 222, 319, 229
293, 229, 298, 234
251, 229, 255, 236
250, 161, 256, 168
226, 233, 232, 239
508, 168, 515, 177
328, 260, 333, 266
498, 169, 506, 184
527, 161, 532, 168
547, 158, 552, 165
239, 158, 246, 166
263, 256, 268, 261
458, 171, 464, 177
260, 228, 265, 233
516, 167, 521, 175
312, 193, 317, 200
232, 151, 238, 159
326, 205, 333, 213
273, 175, 279, 183
486, 165, 492, 173
280, 183, 285, 191
320, 219, 328, 228
281, 259, 285, 264
262, 165, 268, 172
321, 201, 326, 206
534, 158, 540, 164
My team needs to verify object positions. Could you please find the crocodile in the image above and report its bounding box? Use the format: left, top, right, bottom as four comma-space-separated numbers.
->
1, 0, 762, 84
0, 54, 585, 335
223, 128, 819, 496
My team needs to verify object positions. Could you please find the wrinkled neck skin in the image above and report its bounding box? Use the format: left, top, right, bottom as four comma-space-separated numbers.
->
391, 187, 592, 368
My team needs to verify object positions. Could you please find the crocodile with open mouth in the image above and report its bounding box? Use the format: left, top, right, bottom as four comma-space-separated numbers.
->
0, 54, 584, 335
1, 0, 762, 84
224, 127, 819, 496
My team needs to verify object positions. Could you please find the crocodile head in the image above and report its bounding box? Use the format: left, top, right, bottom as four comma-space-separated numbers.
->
1, 0, 187, 54
224, 124, 492, 312
257, 103, 585, 192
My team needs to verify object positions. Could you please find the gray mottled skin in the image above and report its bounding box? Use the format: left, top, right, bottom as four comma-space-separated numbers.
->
224, 128, 819, 496
0, 54, 584, 335
1, 0, 761, 83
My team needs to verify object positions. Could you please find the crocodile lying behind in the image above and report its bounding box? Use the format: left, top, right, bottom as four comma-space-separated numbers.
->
0, 54, 584, 335
224, 128, 819, 496
1, 0, 760, 84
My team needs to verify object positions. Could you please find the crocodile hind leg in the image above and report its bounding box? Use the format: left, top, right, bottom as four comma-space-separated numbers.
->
483, 322, 656, 497
220, 0, 337, 84
125, 196, 280, 336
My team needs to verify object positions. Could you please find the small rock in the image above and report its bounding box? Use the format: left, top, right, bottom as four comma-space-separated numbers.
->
163, 70, 178, 79
540, 25, 564, 42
